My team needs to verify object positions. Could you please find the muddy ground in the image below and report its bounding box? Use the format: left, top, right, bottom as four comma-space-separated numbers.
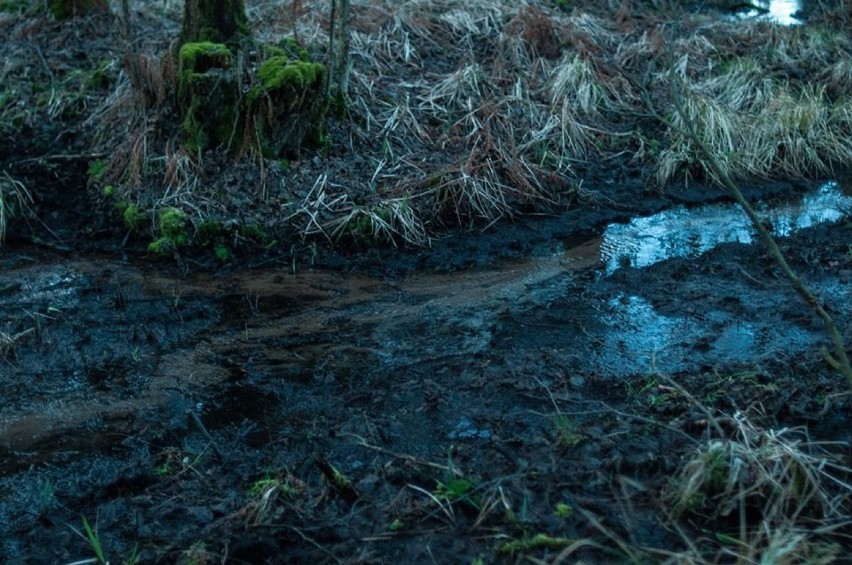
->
2, 1, 852, 564
2, 183, 851, 563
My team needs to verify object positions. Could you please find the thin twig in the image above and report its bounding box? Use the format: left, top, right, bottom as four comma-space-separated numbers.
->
187, 410, 225, 463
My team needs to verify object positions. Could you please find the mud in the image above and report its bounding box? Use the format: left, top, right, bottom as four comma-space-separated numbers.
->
2, 183, 850, 563
1, 0, 851, 561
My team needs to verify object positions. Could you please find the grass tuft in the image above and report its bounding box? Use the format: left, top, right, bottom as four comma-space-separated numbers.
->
663, 411, 851, 563
0, 171, 32, 245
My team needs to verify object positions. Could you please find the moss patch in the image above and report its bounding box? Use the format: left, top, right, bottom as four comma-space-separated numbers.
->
256, 57, 324, 92
148, 208, 189, 255
177, 42, 238, 153
248, 51, 327, 158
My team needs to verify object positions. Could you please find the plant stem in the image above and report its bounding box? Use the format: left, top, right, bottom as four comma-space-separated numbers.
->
667, 71, 852, 389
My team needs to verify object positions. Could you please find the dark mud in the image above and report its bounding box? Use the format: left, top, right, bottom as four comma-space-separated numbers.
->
2, 0, 851, 561
2, 183, 851, 563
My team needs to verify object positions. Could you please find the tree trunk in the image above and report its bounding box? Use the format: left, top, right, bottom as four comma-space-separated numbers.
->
49, 0, 108, 19
180, 0, 250, 47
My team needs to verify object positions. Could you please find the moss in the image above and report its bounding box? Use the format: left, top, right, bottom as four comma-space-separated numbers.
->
147, 208, 189, 255
498, 534, 577, 554
213, 243, 231, 262
148, 237, 172, 255
196, 219, 224, 242
256, 57, 324, 92
179, 42, 232, 76
87, 159, 107, 183
279, 36, 310, 62
177, 42, 238, 153
158, 208, 188, 240
554, 502, 573, 519
240, 223, 271, 243
121, 204, 148, 233
247, 52, 327, 158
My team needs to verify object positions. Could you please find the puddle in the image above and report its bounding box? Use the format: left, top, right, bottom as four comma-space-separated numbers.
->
733, 0, 802, 25
595, 293, 820, 374
600, 182, 850, 275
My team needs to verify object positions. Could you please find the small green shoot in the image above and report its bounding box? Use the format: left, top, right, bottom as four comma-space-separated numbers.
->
388, 518, 404, 531
88, 159, 108, 183
81, 515, 107, 565
498, 533, 577, 554
555, 502, 573, 519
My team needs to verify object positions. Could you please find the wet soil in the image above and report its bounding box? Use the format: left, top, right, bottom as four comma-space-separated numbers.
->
1, 1, 852, 563
2, 181, 851, 563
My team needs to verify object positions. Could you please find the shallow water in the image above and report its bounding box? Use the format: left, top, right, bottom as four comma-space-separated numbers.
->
737, 0, 802, 25
599, 182, 850, 275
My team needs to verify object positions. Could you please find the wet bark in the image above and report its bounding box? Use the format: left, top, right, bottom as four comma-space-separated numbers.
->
180, 0, 250, 47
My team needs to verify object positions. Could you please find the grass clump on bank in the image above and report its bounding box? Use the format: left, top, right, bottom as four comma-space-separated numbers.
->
0, 172, 31, 245
661, 412, 851, 563
3, 0, 851, 251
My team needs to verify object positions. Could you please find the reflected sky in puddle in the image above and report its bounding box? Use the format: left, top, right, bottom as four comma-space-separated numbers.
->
601, 182, 851, 275
583, 181, 849, 374
736, 0, 802, 25
593, 291, 822, 374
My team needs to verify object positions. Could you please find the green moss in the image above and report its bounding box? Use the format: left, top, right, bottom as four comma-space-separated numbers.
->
179, 42, 232, 75
87, 159, 107, 182
158, 208, 187, 239
196, 219, 224, 241
177, 42, 237, 152
554, 502, 573, 519
256, 57, 324, 92
148, 237, 175, 255
498, 534, 577, 554
147, 208, 189, 255
241, 223, 270, 243
213, 243, 231, 262
121, 204, 148, 233
279, 37, 310, 62
87, 60, 115, 90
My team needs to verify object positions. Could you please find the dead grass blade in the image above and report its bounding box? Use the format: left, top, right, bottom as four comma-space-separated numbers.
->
663, 411, 852, 563
0, 171, 32, 245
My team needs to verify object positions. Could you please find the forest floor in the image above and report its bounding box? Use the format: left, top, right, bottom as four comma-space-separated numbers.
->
0, 0, 851, 563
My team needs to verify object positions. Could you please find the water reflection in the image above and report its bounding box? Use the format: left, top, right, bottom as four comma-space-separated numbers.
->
741, 0, 802, 25
601, 182, 850, 275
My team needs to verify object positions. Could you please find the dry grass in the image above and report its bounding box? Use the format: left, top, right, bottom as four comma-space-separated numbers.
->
17, 0, 845, 246
293, 173, 430, 246
747, 86, 852, 178
661, 411, 851, 563
657, 93, 738, 186
0, 171, 32, 245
